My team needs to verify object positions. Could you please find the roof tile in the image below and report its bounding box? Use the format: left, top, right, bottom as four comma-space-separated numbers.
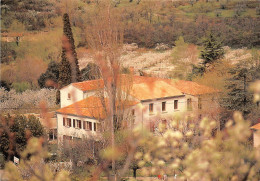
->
251, 123, 260, 130
56, 96, 138, 119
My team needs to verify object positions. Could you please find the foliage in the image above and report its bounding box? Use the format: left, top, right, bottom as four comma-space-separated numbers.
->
60, 138, 103, 171
0, 114, 44, 160
0, 42, 17, 64
81, 62, 101, 81
200, 33, 224, 67
38, 61, 60, 88
11, 82, 31, 93
1, 0, 56, 31
220, 62, 260, 122
0, 80, 11, 91
1, 0, 260, 49
187, 64, 205, 81
4, 137, 70, 181
121, 67, 130, 74
170, 37, 199, 80
133, 112, 260, 180
0, 88, 57, 113
193, 59, 232, 91
57, 13, 81, 103
59, 13, 81, 85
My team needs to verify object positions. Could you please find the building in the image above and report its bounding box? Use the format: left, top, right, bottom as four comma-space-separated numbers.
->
56, 75, 219, 142
251, 123, 260, 148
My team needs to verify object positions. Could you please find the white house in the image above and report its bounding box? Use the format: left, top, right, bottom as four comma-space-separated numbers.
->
251, 123, 260, 148
56, 75, 219, 143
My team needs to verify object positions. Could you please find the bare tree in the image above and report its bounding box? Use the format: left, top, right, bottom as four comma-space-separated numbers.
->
86, 2, 124, 178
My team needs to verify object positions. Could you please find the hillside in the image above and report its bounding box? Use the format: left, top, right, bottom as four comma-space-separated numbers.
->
78, 46, 256, 79
1, 0, 259, 91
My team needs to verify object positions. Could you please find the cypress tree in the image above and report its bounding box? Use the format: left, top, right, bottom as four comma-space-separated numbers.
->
57, 13, 81, 103
200, 33, 224, 67
58, 13, 81, 87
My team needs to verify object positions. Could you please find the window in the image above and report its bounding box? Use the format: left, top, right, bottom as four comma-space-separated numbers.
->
131, 109, 135, 116
48, 129, 57, 140
63, 118, 71, 127
83, 121, 92, 131
162, 102, 166, 112
187, 98, 192, 111
149, 103, 154, 114
73, 119, 82, 128
198, 97, 202, 110
68, 93, 71, 100
88, 122, 92, 130
76, 120, 82, 129
174, 100, 178, 110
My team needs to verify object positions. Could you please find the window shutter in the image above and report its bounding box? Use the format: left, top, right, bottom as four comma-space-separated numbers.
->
94, 123, 96, 131
89, 122, 92, 131
69, 119, 71, 127
79, 120, 82, 129
63, 118, 65, 126
83, 121, 85, 129
73, 119, 75, 127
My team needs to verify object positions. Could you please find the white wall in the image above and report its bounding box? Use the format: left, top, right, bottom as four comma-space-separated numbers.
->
131, 94, 219, 130
130, 95, 192, 128
60, 85, 84, 108
57, 113, 100, 143
253, 130, 260, 148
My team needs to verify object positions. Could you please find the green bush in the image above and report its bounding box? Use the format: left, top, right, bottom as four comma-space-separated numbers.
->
12, 82, 31, 93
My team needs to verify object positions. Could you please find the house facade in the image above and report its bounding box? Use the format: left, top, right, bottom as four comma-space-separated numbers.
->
251, 123, 260, 148
56, 75, 219, 143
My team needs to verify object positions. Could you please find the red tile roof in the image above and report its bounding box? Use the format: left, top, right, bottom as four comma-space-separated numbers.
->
72, 79, 104, 92
130, 81, 183, 100
56, 96, 138, 119
68, 75, 217, 100
174, 80, 217, 95
251, 123, 260, 130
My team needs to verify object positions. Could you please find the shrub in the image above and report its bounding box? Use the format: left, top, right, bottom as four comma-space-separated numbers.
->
11, 82, 31, 93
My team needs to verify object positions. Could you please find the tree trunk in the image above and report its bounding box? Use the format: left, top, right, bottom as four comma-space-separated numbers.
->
133, 168, 137, 178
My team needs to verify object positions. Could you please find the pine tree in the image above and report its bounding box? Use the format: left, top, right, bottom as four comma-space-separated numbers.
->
221, 63, 260, 123
200, 33, 224, 67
